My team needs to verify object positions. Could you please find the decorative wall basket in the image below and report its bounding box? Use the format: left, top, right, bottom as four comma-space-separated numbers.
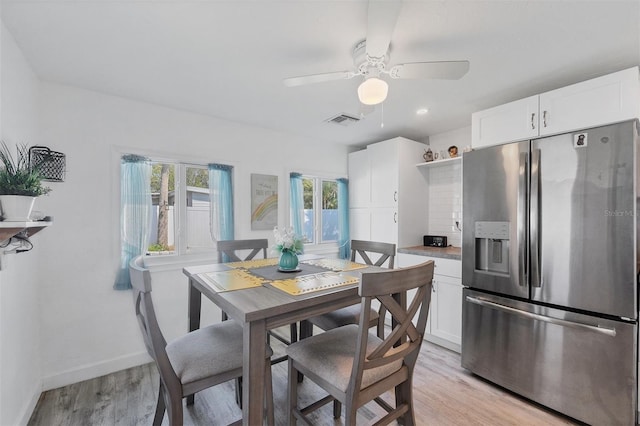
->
29, 146, 66, 182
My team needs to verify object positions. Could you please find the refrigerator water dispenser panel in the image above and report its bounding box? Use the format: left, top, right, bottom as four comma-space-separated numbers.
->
475, 221, 510, 275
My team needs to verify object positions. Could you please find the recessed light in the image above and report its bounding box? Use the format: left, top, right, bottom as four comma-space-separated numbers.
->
416, 108, 429, 115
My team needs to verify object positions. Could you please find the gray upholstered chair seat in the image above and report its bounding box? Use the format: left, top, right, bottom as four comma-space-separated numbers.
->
309, 305, 379, 331
286, 324, 402, 393
167, 319, 273, 385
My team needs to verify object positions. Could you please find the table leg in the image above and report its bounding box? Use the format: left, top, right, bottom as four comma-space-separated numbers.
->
187, 280, 202, 406
243, 319, 267, 426
188, 280, 202, 333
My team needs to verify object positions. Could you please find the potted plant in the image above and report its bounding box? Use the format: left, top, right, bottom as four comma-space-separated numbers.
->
0, 142, 51, 221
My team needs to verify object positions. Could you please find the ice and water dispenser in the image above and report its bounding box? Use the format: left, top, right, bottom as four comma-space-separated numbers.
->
474, 221, 510, 275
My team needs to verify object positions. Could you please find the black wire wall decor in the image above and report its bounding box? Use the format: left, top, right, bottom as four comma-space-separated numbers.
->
28, 146, 66, 182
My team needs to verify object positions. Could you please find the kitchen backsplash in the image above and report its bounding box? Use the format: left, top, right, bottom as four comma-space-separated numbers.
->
428, 162, 462, 247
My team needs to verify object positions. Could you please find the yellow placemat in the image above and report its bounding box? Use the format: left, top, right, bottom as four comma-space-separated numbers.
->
269, 272, 359, 295
200, 269, 265, 292
225, 258, 279, 269
302, 258, 368, 272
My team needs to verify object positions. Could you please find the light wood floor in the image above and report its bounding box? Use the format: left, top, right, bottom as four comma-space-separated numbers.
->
28, 339, 579, 426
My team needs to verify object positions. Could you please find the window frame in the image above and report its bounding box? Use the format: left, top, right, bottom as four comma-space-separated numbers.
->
294, 173, 342, 253
113, 146, 234, 270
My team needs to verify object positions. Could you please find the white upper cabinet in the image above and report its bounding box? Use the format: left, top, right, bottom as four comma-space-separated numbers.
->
348, 149, 370, 209
472, 67, 640, 148
347, 137, 428, 248
538, 67, 639, 136
368, 140, 399, 208
471, 95, 539, 149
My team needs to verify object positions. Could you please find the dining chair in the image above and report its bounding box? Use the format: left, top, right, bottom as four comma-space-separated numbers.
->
217, 238, 299, 350
217, 239, 269, 320
302, 239, 396, 341
217, 238, 269, 263
129, 256, 274, 426
286, 260, 434, 426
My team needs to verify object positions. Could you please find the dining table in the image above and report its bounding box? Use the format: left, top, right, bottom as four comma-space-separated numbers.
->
183, 255, 380, 425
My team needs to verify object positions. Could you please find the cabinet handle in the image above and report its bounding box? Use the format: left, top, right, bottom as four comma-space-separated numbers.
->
393, 212, 397, 223
393, 191, 397, 202
531, 113, 536, 130
543, 110, 548, 127
432, 280, 437, 292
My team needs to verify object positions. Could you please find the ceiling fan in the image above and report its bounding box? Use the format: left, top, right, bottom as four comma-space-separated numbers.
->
283, 0, 470, 106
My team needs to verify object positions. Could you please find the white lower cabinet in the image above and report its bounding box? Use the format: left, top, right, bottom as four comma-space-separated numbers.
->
370, 207, 397, 244
429, 274, 463, 347
397, 253, 462, 353
349, 208, 371, 241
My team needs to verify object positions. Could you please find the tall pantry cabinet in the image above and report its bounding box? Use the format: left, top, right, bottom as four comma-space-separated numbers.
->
348, 137, 429, 249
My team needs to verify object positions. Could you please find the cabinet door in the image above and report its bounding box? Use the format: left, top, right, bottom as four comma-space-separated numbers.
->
539, 67, 639, 136
471, 95, 539, 148
430, 275, 463, 346
348, 149, 370, 208
368, 142, 398, 208
370, 208, 397, 245
349, 208, 371, 241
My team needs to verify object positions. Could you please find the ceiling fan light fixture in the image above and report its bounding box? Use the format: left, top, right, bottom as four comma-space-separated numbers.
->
357, 77, 388, 105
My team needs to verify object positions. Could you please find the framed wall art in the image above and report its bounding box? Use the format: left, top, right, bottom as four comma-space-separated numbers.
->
250, 174, 278, 230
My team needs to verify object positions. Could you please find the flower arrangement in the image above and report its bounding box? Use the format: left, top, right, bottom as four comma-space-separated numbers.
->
273, 226, 304, 254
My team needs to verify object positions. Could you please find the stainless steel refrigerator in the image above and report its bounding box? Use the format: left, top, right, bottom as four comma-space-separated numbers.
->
462, 120, 638, 425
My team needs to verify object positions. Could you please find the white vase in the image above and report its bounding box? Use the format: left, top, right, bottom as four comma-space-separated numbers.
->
0, 195, 36, 221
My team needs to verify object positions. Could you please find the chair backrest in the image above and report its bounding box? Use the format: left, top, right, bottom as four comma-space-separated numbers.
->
350, 239, 396, 269
217, 239, 269, 263
129, 256, 181, 392
348, 260, 434, 397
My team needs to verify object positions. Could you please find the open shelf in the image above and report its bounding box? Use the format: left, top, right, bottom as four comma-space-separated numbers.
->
0, 221, 52, 242
416, 156, 461, 169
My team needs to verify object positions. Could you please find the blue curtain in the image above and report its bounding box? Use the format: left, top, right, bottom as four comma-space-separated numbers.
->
289, 172, 304, 237
114, 155, 152, 290
337, 178, 350, 259
209, 164, 234, 261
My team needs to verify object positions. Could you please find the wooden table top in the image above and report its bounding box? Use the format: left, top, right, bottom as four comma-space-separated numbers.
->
183, 259, 380, 326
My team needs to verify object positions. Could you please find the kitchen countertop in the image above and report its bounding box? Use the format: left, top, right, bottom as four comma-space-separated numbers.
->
397, 245, 462, 260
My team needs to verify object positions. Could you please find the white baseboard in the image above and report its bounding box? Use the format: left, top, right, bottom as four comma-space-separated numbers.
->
16, 380, 42, 426
425, 334, 461, 353
42, 351, 151, 391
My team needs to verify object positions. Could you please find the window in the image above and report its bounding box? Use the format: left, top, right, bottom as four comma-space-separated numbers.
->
300, 176, 339, 245
147, 161, 215, 257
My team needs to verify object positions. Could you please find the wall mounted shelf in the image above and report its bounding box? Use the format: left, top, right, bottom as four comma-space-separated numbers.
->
0, 221, 52, 243
416, 156, 462, 169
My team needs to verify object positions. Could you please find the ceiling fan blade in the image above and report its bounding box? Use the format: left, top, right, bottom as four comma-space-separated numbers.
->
366, 0, 403, 59
390, 61, 470, 80
283, 71, 355, 87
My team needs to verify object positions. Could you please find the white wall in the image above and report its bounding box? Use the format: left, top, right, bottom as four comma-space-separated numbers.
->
35, 81, 350, 390
427, 125, 471, 157
424, 126, 470, 247
0, 22, 45, 426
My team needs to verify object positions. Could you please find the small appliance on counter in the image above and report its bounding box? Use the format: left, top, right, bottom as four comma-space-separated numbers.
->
423, 235, 447, 247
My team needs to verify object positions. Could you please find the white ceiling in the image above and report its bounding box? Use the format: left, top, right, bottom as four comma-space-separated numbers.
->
2, 1, 639, 147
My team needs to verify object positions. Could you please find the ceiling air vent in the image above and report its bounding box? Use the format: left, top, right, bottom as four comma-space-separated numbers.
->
325, 113, 361, 127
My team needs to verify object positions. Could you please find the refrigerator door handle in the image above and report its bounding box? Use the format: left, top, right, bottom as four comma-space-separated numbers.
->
517, 152, 528, 286
465, 296, 617, 337
530, 148, 542, 288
